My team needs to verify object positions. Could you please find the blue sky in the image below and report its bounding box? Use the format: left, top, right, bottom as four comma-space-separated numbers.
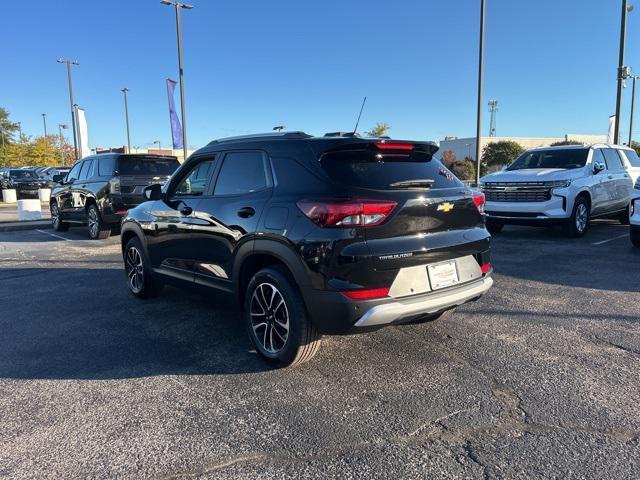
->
2, 0, 639, 149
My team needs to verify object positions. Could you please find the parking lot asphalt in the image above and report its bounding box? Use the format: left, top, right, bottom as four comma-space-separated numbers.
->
0, 221, 638, 479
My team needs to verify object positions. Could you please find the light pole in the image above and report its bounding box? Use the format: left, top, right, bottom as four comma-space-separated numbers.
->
161, 0, 193, 162
57, 59, 80, 160
42, 113, 48, 137
58, 123, 69, 165
630, 75, 638, 145
121, 88, 131, 151
475, 0, 486, 184
614, 1, 633, 145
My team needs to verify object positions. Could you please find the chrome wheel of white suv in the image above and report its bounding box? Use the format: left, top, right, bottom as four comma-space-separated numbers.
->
575, 203, 588, 233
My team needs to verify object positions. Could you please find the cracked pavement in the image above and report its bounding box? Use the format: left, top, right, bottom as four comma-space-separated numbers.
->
0, 221, 639, 479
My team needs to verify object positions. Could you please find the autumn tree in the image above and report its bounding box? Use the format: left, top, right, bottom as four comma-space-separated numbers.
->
365, 123, 390, 137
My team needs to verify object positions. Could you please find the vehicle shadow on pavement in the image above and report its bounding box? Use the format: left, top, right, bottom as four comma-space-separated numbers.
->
0, 267, 272, 380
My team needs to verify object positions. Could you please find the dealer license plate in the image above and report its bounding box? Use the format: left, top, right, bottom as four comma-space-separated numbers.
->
427, 260, 459, 290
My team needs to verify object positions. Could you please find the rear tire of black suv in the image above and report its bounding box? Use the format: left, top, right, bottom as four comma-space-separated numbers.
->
563, 196, 590, 238
244, 266, 321, 367
485, 219, 503, 234
619, 206, 630, 225
631, 228, 640, 247
124, 237, 163, 298
50, 202, 69, 232
87, 204, 111, 240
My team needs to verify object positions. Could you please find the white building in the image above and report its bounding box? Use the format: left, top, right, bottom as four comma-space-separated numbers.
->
438, 134, 607, 161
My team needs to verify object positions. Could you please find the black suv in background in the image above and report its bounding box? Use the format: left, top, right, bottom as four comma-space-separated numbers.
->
121, 133, 493, 366
50, 153, 179, 239
0, 169, 50, 198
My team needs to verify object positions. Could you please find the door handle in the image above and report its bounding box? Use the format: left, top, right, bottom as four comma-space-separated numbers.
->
180, 205, 193, 216
607, 175, 613, 179
237, 206, 256, 218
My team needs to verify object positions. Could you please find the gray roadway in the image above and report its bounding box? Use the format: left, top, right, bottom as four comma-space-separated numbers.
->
0, 221, 638, 479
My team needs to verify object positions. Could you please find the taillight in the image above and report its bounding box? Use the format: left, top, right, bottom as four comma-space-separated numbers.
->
109, 177, 121, 193
480, 262, 491, 274
297, 199, 397, 227
375, 140, 414, 151
472, 192, 485, 214
342, 287, 390, 300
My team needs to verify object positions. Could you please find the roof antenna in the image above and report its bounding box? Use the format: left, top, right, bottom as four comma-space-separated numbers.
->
352, 96, 367, 134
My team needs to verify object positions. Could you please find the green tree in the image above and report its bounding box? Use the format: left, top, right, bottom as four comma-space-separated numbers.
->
365, 122, 390, 137
482, 140, 525, 168
630, 141, 640, 157
0, 107, 20, 145
550, 140, 582, 146
448, 160, 476, 181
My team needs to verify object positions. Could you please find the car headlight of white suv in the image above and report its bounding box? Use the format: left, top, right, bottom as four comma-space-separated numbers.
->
548, 180, 572, 188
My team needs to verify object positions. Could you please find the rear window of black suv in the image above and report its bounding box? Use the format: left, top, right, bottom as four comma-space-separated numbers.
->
117, 156, 179, 176
319, 149, 462, 190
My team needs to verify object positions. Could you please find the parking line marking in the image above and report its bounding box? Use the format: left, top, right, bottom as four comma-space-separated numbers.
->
36, 229, 72, 242
592, 234, 628, 246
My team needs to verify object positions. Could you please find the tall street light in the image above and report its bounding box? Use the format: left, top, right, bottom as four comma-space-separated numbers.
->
161, 0, 193, 162
58, 123, 69, 166
121, 88, 131, 152
614, 1, 633, 144
630, 75, 638, 146
42, 113, 48, 137
474, 0, 486, 184
57, 58, 80, 160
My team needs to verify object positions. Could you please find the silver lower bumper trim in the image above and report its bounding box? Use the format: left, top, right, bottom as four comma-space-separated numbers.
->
353, 277, 493, 328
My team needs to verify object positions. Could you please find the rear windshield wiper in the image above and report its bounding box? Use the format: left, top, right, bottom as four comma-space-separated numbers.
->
388, 179, 434, 189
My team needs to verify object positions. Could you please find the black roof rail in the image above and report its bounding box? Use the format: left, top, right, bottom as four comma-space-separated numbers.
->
207, 131, 312, 145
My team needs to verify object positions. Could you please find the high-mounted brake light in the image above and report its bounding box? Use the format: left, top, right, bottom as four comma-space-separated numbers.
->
297, 199, 397, 227
375, 141, 414, 151
342, 287, 390, 300
472, 192, 485, 214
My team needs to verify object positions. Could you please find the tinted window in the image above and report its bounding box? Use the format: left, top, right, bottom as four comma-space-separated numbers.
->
98, 156, 116, 176
9, 170, 38, 179
620, 149, 640, 168
174, 159, 215, 196
591, 149, 607, 170
78, 160, 93, 181
117, 156, 179, 175
507, 148, 589, 170
66, 162, 82, 182
602, 149, 624, 169
321, 149, 460, 190
214, 152, 268, 195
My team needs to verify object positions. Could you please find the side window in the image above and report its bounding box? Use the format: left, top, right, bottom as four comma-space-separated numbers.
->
214, 152, 268, 196
78, 160, 93, 181
173, 159, 216, 196
602, 149, 624, 170
592, 149, 607, 169
620, 149, 640, 168
98, 156, 116, 176
66, 162, 82, 182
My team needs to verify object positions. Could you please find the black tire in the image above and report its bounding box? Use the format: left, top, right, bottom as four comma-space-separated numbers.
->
124, 236, 163, 298
87, 204, 111, 240
486, 219, 504, 234
244, 266, 321, 367
50, 202, 69, 232
619, 206, 630, 225
631, 228, 640, 248
563, 196, 590, 238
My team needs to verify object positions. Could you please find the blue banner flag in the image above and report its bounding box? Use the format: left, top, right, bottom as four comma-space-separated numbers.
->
166, 78, 183, 149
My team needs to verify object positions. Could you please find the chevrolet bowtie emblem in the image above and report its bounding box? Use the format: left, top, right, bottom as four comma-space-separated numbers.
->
437, 202, 455, 213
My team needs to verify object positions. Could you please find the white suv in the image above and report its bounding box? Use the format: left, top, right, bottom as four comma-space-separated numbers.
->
479, 144, 640, 237
630, 177, 640, 247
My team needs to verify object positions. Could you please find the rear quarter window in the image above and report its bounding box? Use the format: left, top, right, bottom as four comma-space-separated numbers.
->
320, 149, 462, 190
621, 149, 640, 167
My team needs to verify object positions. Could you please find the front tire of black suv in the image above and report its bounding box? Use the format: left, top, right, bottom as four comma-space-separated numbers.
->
485, 219, 504, 234
244, 266, 321, 367
50, 202, 69, 232
124, 237, 163, 298
563, 196, 590, 238
87, 204, 111, 240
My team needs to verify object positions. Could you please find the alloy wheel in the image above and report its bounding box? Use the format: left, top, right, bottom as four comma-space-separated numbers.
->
250, 282, 290, 354
51, 204, 59, 228
576, 203, 588, 233
88, 208, 99, 237
125, 246, 144, 293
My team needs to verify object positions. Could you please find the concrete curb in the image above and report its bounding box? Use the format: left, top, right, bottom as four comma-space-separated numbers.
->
0, 220, 51, 232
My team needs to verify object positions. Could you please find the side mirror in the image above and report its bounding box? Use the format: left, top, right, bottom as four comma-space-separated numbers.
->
52, 174, 64, 183
593, 162, 606, 174
143, 183, 163, 201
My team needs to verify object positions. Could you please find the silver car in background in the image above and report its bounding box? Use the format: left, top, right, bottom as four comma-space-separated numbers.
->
479, 144, 640, 237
